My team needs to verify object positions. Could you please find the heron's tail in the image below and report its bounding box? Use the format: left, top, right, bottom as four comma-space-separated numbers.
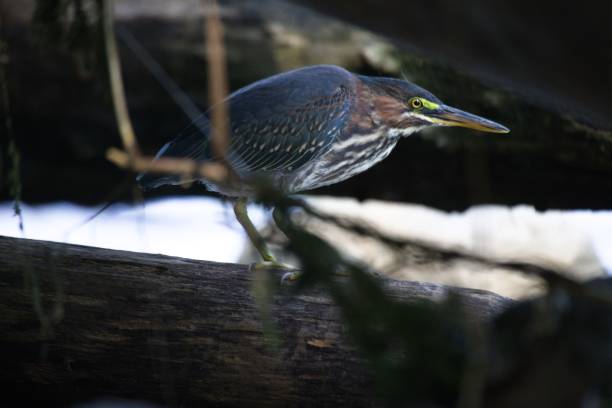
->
136, 171, 181, 190
136, 116, 212, 190
136, 140, 182, 189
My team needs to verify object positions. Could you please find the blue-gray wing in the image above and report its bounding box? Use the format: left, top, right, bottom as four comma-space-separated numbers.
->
136, 117, 211, 189
138, 65, 355, 188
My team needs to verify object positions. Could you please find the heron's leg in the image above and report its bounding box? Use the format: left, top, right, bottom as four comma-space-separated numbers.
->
233, 197, 276, 262
272, 206, 302, 282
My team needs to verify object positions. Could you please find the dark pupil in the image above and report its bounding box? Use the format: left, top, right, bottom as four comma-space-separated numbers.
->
413, 99, 421, 107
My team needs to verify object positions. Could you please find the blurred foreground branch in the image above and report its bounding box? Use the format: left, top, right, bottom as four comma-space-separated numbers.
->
288, 199, 612, 305
106, 147, 228, 185
102, 0, 139, 159
203, 0, 231, 164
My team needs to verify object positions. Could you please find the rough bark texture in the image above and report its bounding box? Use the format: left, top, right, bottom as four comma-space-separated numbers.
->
0, 235, 511, 407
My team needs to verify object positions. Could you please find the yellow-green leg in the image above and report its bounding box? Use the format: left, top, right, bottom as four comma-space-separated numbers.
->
233, 198, 299, 281
233, 197, 276, 262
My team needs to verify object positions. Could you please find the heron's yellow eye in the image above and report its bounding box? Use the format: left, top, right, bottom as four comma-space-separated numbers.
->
410, 97, 423, 109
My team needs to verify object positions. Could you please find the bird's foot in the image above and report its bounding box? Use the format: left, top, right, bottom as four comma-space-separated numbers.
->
280, 270, 302, 284
250, 260, 292, 271
250, 261, 302, 284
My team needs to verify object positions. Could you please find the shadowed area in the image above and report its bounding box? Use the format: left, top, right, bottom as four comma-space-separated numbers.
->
291, 0, 612, 129
1, 0, 612, 210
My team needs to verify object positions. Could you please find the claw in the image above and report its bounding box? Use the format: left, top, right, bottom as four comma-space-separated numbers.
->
281, 270, 302, 284
250, 261, 302, 284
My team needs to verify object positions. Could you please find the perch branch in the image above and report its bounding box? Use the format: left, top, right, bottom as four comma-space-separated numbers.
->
0, 235, 512, 406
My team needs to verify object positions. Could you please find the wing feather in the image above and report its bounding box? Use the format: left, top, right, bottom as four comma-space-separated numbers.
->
138, 65, 355, 188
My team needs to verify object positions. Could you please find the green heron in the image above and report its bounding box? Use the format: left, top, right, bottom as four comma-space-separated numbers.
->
138, 64, 508, 266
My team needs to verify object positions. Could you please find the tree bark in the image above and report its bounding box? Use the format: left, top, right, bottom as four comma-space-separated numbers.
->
0, 235, 511, 407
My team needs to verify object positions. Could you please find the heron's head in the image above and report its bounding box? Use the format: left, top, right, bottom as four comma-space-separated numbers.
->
364, 76, 509, 136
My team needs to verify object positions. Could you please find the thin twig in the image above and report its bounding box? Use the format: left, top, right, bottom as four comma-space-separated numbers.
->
116, 26, 203, 122
457, 318, 487, 408
101, 0, 237, 192
106, 147, 228, 184
0, 13, 23, 232
203, 0, 231, 166
103, 0, 140, 159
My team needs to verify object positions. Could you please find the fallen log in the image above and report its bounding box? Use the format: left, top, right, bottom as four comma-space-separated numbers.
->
0, 235, 511, 407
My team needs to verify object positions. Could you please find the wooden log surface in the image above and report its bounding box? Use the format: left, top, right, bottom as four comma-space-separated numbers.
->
0, 235, 512, 407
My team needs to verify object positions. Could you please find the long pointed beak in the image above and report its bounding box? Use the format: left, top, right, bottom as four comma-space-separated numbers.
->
427, 105, 510, 133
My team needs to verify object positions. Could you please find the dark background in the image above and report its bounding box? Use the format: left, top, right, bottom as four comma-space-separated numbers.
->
1, 0, 611, 210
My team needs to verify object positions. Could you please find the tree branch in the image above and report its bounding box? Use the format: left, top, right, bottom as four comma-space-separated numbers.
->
0, 235, 511, 406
